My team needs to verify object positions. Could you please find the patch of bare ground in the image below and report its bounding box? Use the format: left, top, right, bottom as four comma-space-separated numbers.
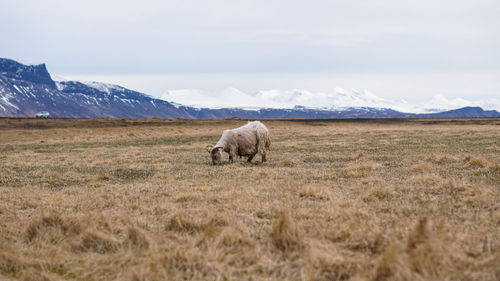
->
0, 119, 499, 280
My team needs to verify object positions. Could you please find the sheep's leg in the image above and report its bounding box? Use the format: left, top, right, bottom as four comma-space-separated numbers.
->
247, 154, 255, 163
229, 149, 237, 163
261, 153, 267, 162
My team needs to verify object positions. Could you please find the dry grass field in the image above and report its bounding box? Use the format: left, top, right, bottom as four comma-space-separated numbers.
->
0, 118, 499, 281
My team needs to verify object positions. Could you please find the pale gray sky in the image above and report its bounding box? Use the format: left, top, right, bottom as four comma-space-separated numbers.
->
1, 0, 499, 103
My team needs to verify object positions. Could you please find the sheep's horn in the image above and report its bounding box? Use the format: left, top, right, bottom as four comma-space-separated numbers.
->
211, 146, 223, 152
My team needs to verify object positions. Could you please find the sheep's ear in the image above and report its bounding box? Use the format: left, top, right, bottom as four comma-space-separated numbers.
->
206, 145, 214, 153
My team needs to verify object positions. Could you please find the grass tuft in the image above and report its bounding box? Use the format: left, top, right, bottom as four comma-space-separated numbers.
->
0, 244, 24, 277
347, 160, 377, 178
362, 186, 393, 202
25, 211, 82, 243
96, 173, 113, 181
411, 162, 432, 172
165, 212, 205, 234
125, 226, 152, 251
269, 210, 304, 253
74, 229, 120, 254
298, 184, 327, 199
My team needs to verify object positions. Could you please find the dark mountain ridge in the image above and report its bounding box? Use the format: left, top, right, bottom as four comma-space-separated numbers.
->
418, 106, 500, 118
1, 58, 499, 119
0, 59, 56, 88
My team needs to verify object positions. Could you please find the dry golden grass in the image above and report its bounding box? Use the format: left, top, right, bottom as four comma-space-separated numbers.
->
0, 118, 499, 280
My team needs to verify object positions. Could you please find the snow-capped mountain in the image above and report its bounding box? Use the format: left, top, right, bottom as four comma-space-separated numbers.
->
0, 58, 194, 118
1, 58, 499, 119
55, 80, 196, 118
161, 87, 500, 114
160, 88, 397, 110
0, 59, 90, 117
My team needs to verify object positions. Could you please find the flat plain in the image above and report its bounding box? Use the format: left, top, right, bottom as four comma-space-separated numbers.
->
0, 118, 499, 281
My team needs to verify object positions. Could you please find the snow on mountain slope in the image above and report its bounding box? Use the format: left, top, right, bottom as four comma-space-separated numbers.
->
160, 87, 500, 113
2, 58, 498, 118
391, 95, 500, 114
80, 81, 126, 94
0, 60, 195, 118
161, 88, 390, 109
162, 88, 261, 109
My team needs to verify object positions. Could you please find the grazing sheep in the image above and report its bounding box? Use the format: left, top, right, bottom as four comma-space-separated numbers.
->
206, 121, 271, 165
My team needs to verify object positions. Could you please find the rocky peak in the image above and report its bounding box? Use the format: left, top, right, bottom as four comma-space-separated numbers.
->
0, 58, 56, 89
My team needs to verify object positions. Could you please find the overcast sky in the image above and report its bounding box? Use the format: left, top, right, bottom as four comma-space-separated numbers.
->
1, 0, 499, 104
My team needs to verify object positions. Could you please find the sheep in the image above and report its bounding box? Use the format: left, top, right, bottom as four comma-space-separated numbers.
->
206, 121, 271, 165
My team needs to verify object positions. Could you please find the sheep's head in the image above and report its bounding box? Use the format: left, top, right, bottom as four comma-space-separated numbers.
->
206, 145, 223, 165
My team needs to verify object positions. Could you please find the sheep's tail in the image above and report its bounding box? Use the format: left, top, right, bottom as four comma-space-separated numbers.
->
254, 121, 271, 155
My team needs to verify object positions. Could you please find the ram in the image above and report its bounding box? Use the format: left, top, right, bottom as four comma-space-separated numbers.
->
206, 121, 271, 165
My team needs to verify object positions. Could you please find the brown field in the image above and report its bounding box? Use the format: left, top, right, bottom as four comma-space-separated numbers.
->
0, 118, 499, 281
